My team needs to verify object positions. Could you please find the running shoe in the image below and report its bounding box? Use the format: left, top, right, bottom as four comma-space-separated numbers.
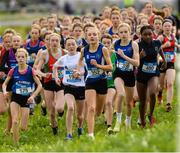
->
29, 103, 35, 115
65, 133, 72, 141
107, 127, 113, 135
166, 103, 172, 112
104, 120, 107, 125
35, 95, 41, 104
78, 128, 83, 137
29, 108, 34, 115
131, 100, 137, 107
88, 134, 95, 140
137, 117, 141, 126
52, 126, 58, 135
41, 105, 47, 116
113, 121, 121, 132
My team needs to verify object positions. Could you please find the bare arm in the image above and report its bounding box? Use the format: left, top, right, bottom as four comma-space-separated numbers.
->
27, 75, 42, 103
2, 76, 11, 97
91, 47, 112, 71
33, 48, 43, 70
159, 48, 166, 63
117, 41, 139, 67
77, 48, 85, 75
31, 75, 42, 98
35, 52, 48, 78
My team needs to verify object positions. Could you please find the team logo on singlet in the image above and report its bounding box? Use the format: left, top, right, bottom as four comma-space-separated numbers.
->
155, 47, 159, 52
96, 54, 101, 59
86, 55, 89, 59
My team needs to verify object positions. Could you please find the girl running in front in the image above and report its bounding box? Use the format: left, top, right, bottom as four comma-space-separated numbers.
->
137, 25, 166, 128
53, 37, 85, 140
101, 34, 117, 134
113, 23, 139, 131
2, 48, 42, 144
36, 33, 65, 135
78, 27, 112, 139
157, 19, 180, 111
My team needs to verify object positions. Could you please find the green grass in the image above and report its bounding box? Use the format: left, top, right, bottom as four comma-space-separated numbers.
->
0, 86, 178, 152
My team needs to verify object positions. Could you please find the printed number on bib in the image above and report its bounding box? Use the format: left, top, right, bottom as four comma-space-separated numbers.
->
164, 52, 174, 62
117, 60, 133, 71
16, 87, 32, 96
88, 68, 103, 78
57, 67, 64, 79
107, 72, 113, 80
66, 70, 81, 83
52, 67, 64, 79
142, 62, 157, 73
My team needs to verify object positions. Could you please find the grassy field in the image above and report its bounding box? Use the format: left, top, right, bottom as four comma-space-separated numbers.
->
0, 87, 178, 152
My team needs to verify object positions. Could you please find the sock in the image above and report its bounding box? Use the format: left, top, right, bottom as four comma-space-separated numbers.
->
88, 133, 94, 137
125, 116, 131, 125
137, 117, 141, 124
116, 112, 122, 123
107, 125, 111, 128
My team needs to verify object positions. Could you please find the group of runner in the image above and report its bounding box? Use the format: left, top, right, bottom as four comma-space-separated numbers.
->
0, 1, 179, 143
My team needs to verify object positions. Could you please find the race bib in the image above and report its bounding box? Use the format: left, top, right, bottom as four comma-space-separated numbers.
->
107, 72, 113, 80
52, 67, 64, 79
57, 67, 64, 79
117, 60, 133, 71
16, 87, 32, 96
164, 52, 174, 62
88, 68, 104, 78
142, 62, 157, 73
65, 70, 81, 83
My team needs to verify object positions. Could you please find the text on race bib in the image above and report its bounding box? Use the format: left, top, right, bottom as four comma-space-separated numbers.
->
164, 52, 175, 62
117, 60, 133, 71
87, 68, 104, 78
65, 70, 81, 83
142, 62, 157, 73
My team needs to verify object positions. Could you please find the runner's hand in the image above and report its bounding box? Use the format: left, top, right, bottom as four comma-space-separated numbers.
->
164, 41, 171, 48
55, 78, 61, 86
117, 49, 125, 58
90, 59, 98, 67
27, 96, 34, 104
72, 70, 80, 78
160, 60, 167, 71
0, 72, 6, 79
3, 91, 8, 100
140, 49, 146, 58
